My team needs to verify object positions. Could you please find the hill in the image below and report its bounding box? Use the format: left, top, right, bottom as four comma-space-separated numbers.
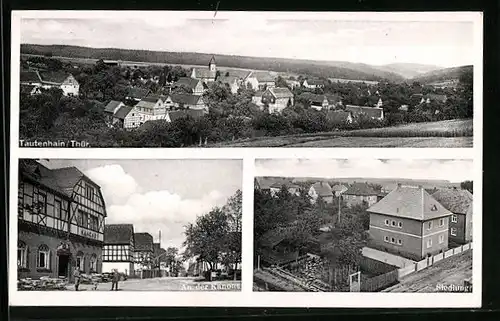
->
261, 176, 461, 189
409, 65, 473, 84
21, 44, 405, 82
375, 63, 443, 79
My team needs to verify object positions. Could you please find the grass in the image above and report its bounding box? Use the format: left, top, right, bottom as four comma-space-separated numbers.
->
211, 119, 473, 148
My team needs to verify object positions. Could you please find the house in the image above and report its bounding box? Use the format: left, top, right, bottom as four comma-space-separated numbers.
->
166, 109, 207, 122
102, 224, 135, 276
152, 243, 168, 276
217, 76, 240, 94
20, 84, 42, 95
286, 79, 301, 89
269, 182, 301, 197
244, 71, 276, 91
135, 95, 168, 118
367, 184, 453, 261
308, 182, 334, 204
261, 87, 294, 114
20, 70, 43, 87
432, 188, 473, 244
191, 56, 217, 84
103, 100, 126, 122
326, 110, 353, 125
421, 94, 448, 104
125, 87, 150, 102
112, 105, 140, 129
173, 77, 205, 95
133, 233, 154, 274
325, 94, 343, 108
18, 160, 106, 281
343, 182, 379, 207
38, 71, 80, 96
302, 79, 325, 89
258, 226, 301, 266
251, 91, 265, 108
170, 93, 208, 112
345, 105, 384, 120
299, 92, 329, 110
331, 184, 348, 197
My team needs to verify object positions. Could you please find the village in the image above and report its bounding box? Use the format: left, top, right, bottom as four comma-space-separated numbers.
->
253, 173, 473, 292
17, 159, 242, 291
18, 51, 471, 148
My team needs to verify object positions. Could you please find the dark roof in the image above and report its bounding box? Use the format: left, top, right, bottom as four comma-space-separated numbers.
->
367, 185, 452, 221
134, 233, 154, 252
209, 56, 216, 64
20, 70, 41, 83
331, 184, 348, 192
170, 93, 203, 106
259, 226, 295, 248
325, 94, 342, 104
192, 67, 216, 79
168, 109, 206, 122
432, 188, 473, 215
344, 182, 379, 196
49, 167, 86, 196
299, 92, 326, 104
104, 224, 134, 245
141, 95, 162, 103
304, 79, 325, 86
217, 75, 239, 85
270, 182, 300, 189
104, 100, 123, 114
345, 105, 384, 118
267, 87, 293, 99
326, 110, 352, 123
126, 87, 150, 99
39, 71, 71, 84
255, 177, 292, 190
174, 77, 202, 90
252, 71, 275, 82
114, 105, 134, 120
311, 182, 333, 197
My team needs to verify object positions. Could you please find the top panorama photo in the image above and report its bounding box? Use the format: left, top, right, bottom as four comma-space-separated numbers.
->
15, 12, 478, 148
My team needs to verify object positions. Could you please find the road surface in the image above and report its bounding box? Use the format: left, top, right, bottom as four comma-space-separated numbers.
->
68, 277, 241, 291
383, 250, 472, 293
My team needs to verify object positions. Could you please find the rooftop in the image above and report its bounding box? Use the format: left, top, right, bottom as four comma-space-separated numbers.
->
432, 188, 473, 215
104, 224, 134, 245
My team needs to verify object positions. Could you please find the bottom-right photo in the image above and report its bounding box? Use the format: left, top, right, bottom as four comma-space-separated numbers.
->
253, 158, 474, 293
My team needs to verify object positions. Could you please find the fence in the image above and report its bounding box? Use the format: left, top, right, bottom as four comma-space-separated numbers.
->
398, 242, 472, 279
360, 269, 399, 292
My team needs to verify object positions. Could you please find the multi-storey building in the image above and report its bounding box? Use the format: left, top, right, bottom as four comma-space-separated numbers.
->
17, 159, 106, 280
102, 224, 135, 275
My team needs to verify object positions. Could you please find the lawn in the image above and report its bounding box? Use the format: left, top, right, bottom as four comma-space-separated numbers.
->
211, 119, 473, 148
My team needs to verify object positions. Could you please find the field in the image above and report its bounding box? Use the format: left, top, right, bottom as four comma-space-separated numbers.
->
211, 119, 473, 148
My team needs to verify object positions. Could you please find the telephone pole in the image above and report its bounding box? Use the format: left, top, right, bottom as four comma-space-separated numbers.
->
337, 194, 341, 226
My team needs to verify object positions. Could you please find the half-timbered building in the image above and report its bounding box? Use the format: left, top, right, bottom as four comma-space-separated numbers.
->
102, 224, 135, 275
18, 159, 106, 281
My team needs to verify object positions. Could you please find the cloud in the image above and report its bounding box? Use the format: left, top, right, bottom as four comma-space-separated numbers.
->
85, 164, 140, 204
255, 159, 473, 182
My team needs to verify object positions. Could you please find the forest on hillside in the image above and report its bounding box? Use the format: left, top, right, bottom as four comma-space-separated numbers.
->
21, 44, 406, 82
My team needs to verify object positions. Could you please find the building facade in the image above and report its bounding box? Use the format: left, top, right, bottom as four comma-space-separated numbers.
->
261, 87, 294, 114
308, 182, 334, 204
191, 56, 217, 84
102, 224, 135, 275
432, 188, 473, 244
342, 183, 379, 207
367, 185, 452, 261
18, 160, 106, 281
133, 232, 154, 274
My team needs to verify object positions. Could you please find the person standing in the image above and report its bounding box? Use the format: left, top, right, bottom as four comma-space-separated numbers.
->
111, 269, 120, 291
73, 266, 81, 291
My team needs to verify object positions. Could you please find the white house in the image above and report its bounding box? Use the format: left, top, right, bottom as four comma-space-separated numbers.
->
261, 87, 294, 114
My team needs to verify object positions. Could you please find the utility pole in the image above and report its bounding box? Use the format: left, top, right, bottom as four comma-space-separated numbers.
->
337, 194, 341, 227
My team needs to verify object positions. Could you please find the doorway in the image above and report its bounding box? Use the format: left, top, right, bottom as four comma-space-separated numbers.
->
58, 254, 69, 277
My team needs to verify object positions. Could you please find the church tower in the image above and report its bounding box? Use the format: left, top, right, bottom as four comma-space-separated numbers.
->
208, 56, 216, 72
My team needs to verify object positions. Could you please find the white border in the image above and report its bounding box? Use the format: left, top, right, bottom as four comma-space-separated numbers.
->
9, 10, 482, 308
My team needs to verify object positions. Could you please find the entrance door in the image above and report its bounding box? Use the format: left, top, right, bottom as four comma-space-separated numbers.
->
58, 255, 69, 277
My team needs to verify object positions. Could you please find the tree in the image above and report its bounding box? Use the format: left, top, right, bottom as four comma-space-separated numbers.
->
225, 71, 230, 77
460, 180, 473, 194
165, 247, 179, 275
221, 190, 242, 279
183, 208, 230, 281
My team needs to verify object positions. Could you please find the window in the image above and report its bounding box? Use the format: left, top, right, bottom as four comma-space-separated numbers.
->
451, 214, 458, 223
451, 228, 457, 236
37, 244, 50, 269
18, 241, 27, 268
54, 199, 62, 219
391, 220, 396, 227
398, 221, 403, 228
37, 192, 47, 213
390, 237, 395, 244
439, 234, 445, 244
426, 239, 432, 248
90, 254, 97, 272
439, 218, 444, 227
384, 219, 389, 226
85, 185, 94, 201
427, 221, 433, 230
397, 239, 402, 245
76, 252, 85, 271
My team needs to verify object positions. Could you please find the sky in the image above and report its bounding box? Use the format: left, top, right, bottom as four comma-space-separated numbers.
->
255, 159, 473, 183
40, 159, 242, 251
20, 14, 475, 67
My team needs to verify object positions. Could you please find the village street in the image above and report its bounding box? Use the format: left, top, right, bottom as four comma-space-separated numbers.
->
67, 277, 241, 291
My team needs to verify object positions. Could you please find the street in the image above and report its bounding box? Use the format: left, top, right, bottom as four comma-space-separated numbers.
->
68, 277, 241, 291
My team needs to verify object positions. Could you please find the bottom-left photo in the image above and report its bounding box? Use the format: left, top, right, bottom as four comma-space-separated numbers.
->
15, 158, 242, 292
